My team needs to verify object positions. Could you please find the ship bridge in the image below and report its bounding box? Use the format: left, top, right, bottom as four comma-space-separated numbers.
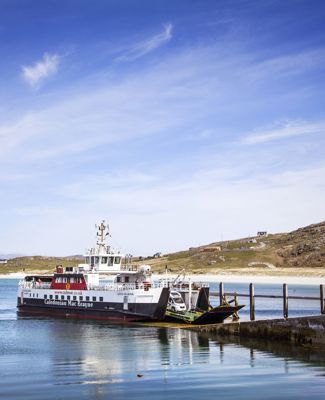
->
78, 221, 125, 274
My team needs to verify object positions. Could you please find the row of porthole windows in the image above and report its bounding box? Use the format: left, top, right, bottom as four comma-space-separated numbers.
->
28, 293, 39, 298
43, 294, 103, 302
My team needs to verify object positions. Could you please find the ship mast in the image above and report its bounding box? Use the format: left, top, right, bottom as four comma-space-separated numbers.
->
95, 220, 110, 253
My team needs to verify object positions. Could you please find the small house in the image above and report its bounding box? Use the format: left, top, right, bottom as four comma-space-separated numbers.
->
257, 231, 268, 237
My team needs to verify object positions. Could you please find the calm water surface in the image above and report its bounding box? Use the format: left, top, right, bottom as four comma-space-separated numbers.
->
1, 279, 325, 399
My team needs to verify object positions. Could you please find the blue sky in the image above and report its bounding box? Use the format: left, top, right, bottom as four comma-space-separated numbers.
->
0, 0, 324, 256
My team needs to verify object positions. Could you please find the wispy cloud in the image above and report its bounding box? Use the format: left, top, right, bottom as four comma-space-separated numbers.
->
116, 23, 173, 61
242, 120, 325, 145
21, 53, 60, 88
245, 49, 325, 82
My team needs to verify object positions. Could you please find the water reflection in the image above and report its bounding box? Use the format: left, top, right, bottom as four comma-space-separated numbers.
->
2, 316, 325, 399
207, 333, 325, 366
43, 320, 325, 391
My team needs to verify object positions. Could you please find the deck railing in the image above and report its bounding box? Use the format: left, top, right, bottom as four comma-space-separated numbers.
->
88, 282, 164, 291
19, 281, 51, 289
19, 281, 165, 291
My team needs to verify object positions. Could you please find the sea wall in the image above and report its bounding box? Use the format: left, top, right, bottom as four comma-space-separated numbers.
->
188, 315, 325, 346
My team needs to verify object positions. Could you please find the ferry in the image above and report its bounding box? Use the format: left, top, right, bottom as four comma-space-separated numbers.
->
17, 221, 169, 322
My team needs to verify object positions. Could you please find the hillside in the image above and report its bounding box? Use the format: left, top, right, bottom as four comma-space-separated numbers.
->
1, 221, 324, 276
0, 256, 83, 275
148, 221, 325, 276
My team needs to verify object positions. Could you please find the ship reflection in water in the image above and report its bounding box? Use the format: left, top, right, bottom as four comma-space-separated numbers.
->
1, 316, 325, 400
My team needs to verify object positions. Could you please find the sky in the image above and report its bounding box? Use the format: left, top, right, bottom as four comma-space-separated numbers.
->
0, 0, 324, 256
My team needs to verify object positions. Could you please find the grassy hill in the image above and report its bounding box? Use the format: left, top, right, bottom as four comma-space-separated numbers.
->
0, 256, 83, 275
1, 221, 324, 276
148, 221, 325, 276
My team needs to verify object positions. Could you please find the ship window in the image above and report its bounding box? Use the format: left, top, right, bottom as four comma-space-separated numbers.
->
125, 276, 129, 283
56, 277, 62, 283
114, 257, 121, 264
63, 277, 67, 283
85, 257, 90, 264
79, 296, 83, 301
67, 296, 71, 300
73, 296, 77, 300
44, 295, 47, 299
55, 295, 58, 300
116, 276, 121, 283
50, 295, 53, 299
61, 295, 64, 300
108, 256, 114, 266
95, 256, 99, 264
92, 296, 96, 301
91, 256, 94, 265
101, 257, 107, 264
99, 297, 103, 302
33, 293, 35, 297
86, 296, 90, 301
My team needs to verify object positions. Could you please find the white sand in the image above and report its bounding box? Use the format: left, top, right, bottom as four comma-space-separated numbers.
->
0, 272, 26, 279
153, 273, 325, 285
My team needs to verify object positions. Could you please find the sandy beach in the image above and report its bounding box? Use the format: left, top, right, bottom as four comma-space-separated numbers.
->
152, 273, 325, 285
0, 273, 26, 280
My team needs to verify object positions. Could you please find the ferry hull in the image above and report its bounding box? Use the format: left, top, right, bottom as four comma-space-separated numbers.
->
17, 288, 170, 323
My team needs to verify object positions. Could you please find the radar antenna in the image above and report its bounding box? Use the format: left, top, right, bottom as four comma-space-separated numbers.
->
95, 220, 111, 252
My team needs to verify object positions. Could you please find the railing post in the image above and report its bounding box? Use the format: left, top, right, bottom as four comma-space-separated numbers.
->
283, 283, 288, 319
249, 283, 255, 321
219, 282, 224, 305
320, 284, 325, 314
234, 292, 238, 307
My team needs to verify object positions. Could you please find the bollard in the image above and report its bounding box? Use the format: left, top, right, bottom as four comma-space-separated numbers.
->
219, 282, 224, 305
321, 285, 325, 314
249, 283, 255, 321
283, 283, 288, 319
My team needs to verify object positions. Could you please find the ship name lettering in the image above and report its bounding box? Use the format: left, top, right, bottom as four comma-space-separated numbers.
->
44, 299, 93, 308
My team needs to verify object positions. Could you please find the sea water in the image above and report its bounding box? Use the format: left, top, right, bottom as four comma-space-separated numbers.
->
1, 279, 325, 399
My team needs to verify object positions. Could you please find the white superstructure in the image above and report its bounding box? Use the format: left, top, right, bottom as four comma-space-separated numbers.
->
78, 221, 126, 274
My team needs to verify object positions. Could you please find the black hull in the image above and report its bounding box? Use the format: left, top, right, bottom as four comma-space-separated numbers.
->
192, 305, 244, 324
17, 288, 170, 323
165, 305, 245, 325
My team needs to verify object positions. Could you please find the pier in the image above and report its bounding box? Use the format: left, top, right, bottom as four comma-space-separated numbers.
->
188, 315, 325, 347
186, 282, 325, 347
213, 282, 325, 320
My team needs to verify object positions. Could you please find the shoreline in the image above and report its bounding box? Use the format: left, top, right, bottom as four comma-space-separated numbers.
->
153, 274, 325, 285
2, 272, 324, 285
179, 274, 325, 285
